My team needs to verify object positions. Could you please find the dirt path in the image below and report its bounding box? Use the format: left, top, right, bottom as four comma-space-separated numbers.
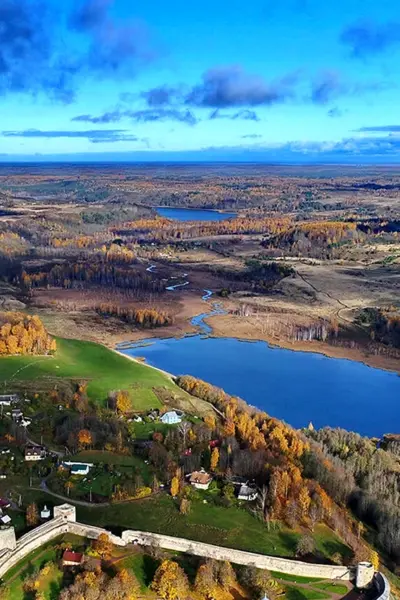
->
275, 576, 353, 600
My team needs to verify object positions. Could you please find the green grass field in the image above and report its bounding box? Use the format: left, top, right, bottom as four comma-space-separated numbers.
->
76, 494, 351, 562
0, 337, 183, 410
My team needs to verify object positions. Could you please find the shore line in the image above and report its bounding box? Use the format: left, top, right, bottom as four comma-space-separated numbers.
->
112, 347, 176, 380
204, 315, 400, 376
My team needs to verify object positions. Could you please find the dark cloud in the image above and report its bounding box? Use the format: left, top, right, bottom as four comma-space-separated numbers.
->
69, 0, 155, 77
0, 0, 157, 102
2, 129, 141, 143
355, 125, 400, 132
0, 0, 76, 102
72, 111, 122, 124
140, 85, 181, 107
241, 134, 262, 139
340, 21, 400, 58
184, 65, 295, 108
69, 0, 112, 31
209, 109, 260, 121
72, 108, 198, 125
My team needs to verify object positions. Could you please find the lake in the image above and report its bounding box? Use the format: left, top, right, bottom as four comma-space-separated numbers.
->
156, 207, 237, 221
119, 335, 400, 437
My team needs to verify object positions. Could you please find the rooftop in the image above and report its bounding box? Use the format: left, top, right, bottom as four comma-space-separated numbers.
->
190, 470, 212, 485
62, 551, 83, 564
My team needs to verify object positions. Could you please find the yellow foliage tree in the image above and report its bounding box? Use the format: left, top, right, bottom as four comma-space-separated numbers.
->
370, 549, 379, 571
170, 476, 180, 497
298, 486, 311, 520
116, 390, 131, 414
92, 533, 113, 558
204, 414, 216, 429
151, 560, 189, 600
210, 447, 219, 471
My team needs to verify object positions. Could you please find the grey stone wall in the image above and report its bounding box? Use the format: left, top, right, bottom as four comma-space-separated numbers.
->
0, 527, 16, 551
121, 530, 353, 581
373, 573, 391, 600
1, 506, 381, 591
0, 518, 68, 578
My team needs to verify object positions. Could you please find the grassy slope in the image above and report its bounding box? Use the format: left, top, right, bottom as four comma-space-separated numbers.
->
0, 337, 180, 410
76, 494, 351, 562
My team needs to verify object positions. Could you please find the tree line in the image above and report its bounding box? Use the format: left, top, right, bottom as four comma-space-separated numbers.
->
304, 426, 400, 565
96, 303, 172, 328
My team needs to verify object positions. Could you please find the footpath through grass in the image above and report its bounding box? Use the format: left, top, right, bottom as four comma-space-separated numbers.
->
0, 337, 181, 409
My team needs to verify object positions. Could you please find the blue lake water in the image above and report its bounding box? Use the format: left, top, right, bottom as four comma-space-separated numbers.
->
119, 335, 400, 437
156, 207, 237, 221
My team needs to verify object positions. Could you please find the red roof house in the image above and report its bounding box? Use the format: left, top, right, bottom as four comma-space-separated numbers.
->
62, 550, 83, 567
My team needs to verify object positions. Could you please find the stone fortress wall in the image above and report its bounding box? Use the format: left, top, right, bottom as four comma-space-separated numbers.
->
0, 503, 391, 600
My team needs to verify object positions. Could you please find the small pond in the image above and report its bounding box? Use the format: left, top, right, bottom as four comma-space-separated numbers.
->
156, 207, 237, 221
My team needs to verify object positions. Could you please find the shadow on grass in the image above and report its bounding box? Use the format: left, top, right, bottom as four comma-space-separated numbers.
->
142, 554, 160, 587
278, 530, 299, 555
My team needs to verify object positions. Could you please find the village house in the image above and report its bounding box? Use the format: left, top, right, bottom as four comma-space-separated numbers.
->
62, 550, 84, 567
189, 469, 213, 490
238, 484, 258, 502
25, 446, 46, 461
63, 461, 93, 476
0, 394, 18, 406
71, 464, 90, 476
161, 410, 183, 425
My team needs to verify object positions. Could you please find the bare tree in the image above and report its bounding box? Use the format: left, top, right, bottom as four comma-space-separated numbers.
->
255, 486, 271, 531
178, 421, 191, 448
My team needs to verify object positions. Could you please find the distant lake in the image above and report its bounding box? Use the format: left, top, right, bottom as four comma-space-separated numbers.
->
156, 207, 237, 221
119, 335, 400, 437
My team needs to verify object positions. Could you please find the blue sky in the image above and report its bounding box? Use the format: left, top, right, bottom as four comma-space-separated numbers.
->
1, 0, 400, 162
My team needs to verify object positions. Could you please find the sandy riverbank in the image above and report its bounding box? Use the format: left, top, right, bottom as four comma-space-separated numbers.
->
206, 313, 400, 375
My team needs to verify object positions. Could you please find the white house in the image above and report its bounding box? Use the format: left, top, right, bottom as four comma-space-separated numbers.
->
25, 446, 45, 461
238, 484, 258, 502
161, 411, 182, 425
189, 469, 213, 490
63, 462, 93, 476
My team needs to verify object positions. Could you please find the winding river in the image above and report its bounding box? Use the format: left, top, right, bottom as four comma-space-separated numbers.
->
119, 286, 400, 437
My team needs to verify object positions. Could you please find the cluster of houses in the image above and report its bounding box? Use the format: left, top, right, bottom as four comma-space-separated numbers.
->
0, 394, 32, 428
131, 409, 184, 425
187, 469, 258, 501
